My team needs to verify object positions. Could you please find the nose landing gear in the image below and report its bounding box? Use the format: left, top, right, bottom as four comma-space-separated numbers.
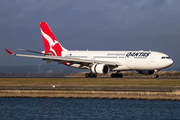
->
154, 70, 159, 78
154, 74, 159, 78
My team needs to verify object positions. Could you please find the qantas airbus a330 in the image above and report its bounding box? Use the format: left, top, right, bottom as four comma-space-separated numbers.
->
5, 22, 173, 78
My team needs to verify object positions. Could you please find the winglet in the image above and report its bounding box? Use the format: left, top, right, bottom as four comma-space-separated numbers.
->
5, 49, 14, 55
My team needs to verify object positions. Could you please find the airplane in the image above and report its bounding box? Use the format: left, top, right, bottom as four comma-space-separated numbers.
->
5, 22, 173, 78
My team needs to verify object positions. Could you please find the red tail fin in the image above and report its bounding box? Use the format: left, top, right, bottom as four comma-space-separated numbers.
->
40, 22, 67, 56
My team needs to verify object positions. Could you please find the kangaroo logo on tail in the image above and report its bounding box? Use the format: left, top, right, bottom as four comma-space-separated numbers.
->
40, 22, 67, 56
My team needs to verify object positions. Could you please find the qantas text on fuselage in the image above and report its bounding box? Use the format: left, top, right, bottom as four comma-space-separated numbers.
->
5, 22, 173, 78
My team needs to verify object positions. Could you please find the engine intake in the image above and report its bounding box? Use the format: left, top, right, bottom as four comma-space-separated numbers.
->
137, 70, 154, 75
91, 64, 109, 74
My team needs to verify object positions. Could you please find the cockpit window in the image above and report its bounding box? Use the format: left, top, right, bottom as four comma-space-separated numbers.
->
161, 56, 170, 59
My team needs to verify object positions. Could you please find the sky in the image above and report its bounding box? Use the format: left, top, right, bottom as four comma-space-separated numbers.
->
0, 0, 180, 70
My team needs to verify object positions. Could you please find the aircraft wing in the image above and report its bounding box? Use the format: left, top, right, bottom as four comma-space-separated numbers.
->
5, 49, 122, 66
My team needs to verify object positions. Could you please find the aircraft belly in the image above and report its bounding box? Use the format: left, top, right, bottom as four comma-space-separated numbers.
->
111, 65, 130, 71
68, 64, 89, 69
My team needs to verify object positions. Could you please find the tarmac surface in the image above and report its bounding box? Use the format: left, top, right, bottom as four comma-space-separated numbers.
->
1, 85, 180, 92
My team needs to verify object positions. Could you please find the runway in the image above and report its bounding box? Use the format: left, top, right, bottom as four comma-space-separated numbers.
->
0, 85, 180, 92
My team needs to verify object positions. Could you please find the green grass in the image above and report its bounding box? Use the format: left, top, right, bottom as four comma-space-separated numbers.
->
0, 78, 180, 86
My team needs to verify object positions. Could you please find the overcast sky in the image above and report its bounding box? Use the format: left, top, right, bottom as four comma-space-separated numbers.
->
0, 0, 180, 69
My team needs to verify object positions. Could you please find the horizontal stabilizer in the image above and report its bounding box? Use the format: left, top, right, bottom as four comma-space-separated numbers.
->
5, 49, 14, 55
18, 49, 52, 55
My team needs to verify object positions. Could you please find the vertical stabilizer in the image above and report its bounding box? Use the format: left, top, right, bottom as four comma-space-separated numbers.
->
40, 22, 67, 56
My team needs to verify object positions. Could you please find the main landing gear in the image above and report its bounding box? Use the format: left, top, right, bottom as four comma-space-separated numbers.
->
111, 71, 123, 78
85, 73, 97, 78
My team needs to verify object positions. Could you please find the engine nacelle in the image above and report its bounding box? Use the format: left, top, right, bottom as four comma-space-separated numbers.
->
137, 70, 154, 75
91, 64, 109, 74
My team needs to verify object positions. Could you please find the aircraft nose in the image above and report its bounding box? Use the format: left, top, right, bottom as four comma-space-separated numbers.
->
169, 59, 173, 66
167, 59, 173, 67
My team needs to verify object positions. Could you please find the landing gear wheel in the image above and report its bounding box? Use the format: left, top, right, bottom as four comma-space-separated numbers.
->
154, 70, 159, 78
85, 73, 89, 78
93, 73, 97, 78
115, 73, 123, 78
85, 73, 97, 78
154, 74, 159, 78
111, 73, 123, 78
118, 73, 123, 78
88, 73, 94, 78
111, 73, 115, 78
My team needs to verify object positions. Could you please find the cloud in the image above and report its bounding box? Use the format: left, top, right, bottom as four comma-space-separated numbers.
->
0, 0, 180, 68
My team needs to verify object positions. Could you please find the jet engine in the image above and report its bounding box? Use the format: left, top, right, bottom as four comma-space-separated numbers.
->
91, 64, 109, 74
137, 70, 154, 75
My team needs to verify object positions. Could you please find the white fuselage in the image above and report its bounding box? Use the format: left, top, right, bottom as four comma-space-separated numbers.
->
62, 50, 173, 71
